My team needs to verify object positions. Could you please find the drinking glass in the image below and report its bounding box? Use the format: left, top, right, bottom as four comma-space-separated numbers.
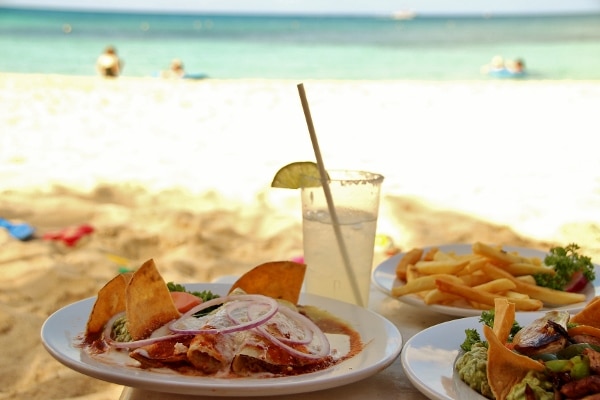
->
301, 170, 384, 306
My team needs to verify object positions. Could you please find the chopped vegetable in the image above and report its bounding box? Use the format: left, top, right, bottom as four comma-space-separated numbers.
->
534, 244, 595, 291
545, 355, 591, 380
170, 291, 203, 313
557, 343, 600, 359
112, 315, 132, 342
167, 282, 220, 316
461, 328, 485, 352
167, 282, 220, 302
570, 355, 591, 380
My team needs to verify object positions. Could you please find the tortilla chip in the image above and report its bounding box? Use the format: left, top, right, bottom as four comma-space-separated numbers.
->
493, 298, 516, 343
571, 296, 600, 328
228, 261, 306, 304
126, 259, 181, 340
484, 324, 545, 400
86, 272, 132, 336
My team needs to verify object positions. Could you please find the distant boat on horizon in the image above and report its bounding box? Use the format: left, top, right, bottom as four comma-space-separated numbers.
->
390, 10, 416, 20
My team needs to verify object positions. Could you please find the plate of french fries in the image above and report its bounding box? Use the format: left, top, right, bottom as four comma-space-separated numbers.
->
372, 242, 600, 317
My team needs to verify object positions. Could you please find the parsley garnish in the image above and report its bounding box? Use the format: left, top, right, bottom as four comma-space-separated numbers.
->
461, 310, 523, 351
460, 329, 485, 352
534, 244, 595, 290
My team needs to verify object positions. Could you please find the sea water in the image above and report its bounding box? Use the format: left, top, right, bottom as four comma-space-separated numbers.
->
1, 7, 600, 80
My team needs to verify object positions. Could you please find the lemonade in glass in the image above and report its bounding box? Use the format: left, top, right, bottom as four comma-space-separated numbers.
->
300, 170, 383, 306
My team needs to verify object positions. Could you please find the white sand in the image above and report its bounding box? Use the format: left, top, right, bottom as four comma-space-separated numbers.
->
0, 73, 599, 399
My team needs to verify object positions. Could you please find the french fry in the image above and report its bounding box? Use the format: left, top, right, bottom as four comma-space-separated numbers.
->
515, 275, 537, 285
460, 258, 488, 275
529, 257, 543, 266
422, 289, 461, 305
391, 243, 589, 311
480, 262, 586, 305
459, 272, 491, 287
395, 248, 423, 280
473, 278, 517, 294
435, 278, 543, 311
472, 242, 530, 265
414, 259, 469, 275
391, 274, 462, 297
455, 253, 486, 262
423, 247, 439, 261
432, 251, 454, 261
405, 264, 422, 283
520, 282, 587, 306
504, 291, 530, 300
504, 262, 555, 276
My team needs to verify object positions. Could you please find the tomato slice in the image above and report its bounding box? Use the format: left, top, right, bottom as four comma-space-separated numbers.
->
564, 271, 588, 293
171, 291, 203, 313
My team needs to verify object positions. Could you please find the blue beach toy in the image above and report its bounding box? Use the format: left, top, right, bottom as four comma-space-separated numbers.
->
488, 69, 526, 79
0, 218, 35, 241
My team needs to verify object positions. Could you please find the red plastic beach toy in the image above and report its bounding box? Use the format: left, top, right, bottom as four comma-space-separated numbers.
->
43, 224, 95, 247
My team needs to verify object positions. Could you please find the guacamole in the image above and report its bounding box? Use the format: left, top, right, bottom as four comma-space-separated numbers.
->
506, 371, 553, 400
457, 344, 554, 400
112, 316, 132, 342
456, 343, 494, 399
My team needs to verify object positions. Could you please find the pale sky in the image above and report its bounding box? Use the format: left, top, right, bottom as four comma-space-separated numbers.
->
2, 0, 600, 16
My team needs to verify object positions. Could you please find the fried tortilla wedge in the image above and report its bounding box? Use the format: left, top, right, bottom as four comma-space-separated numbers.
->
484, 324, 545, 400
571, 295, 600, 328
228, 261, 306, 304
493, 298, 516, 343
126, 259, 181, 340
86, 272, 132, 336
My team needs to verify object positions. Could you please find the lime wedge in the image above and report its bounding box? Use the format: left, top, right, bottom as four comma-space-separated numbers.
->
271, 161, 323, 189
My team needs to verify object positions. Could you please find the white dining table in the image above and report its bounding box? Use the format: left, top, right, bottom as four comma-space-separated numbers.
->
119, 282, 456, 400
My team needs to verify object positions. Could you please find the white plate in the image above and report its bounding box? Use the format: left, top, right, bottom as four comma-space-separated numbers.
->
372, 244, 600, 317
41, 283, 403, 397
401, 312, 544, 400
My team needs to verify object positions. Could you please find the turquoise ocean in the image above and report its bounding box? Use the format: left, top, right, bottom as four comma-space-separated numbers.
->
1, 7, 600, 80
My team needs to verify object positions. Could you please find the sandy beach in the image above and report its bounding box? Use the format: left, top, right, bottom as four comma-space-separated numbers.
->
1, 73, 599, 399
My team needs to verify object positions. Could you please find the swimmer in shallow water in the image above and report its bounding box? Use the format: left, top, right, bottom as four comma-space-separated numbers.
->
96, 45, 122, 78
161, 59, 186, 79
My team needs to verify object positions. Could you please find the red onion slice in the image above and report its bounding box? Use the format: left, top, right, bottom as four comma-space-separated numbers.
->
226, 300, 274, 325
101, 293, 330, 362
256, 306, 330, 359
248, 304, 313, 344
169, 294, 279, 335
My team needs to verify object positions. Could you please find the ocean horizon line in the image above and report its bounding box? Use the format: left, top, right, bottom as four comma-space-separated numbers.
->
2, 5, 599, 20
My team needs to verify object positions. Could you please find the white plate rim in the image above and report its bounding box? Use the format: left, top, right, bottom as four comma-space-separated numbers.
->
401, 312, 544, 400
372, 243, 600, 317
41, 283, 403, 397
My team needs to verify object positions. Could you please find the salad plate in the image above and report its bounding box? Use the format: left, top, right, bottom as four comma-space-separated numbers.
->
41, 283, 403, 397
401, 312, 543, 400
372, 244, 600, 317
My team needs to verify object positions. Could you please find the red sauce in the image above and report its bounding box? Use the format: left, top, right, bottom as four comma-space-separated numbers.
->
82, 303, 364, 378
